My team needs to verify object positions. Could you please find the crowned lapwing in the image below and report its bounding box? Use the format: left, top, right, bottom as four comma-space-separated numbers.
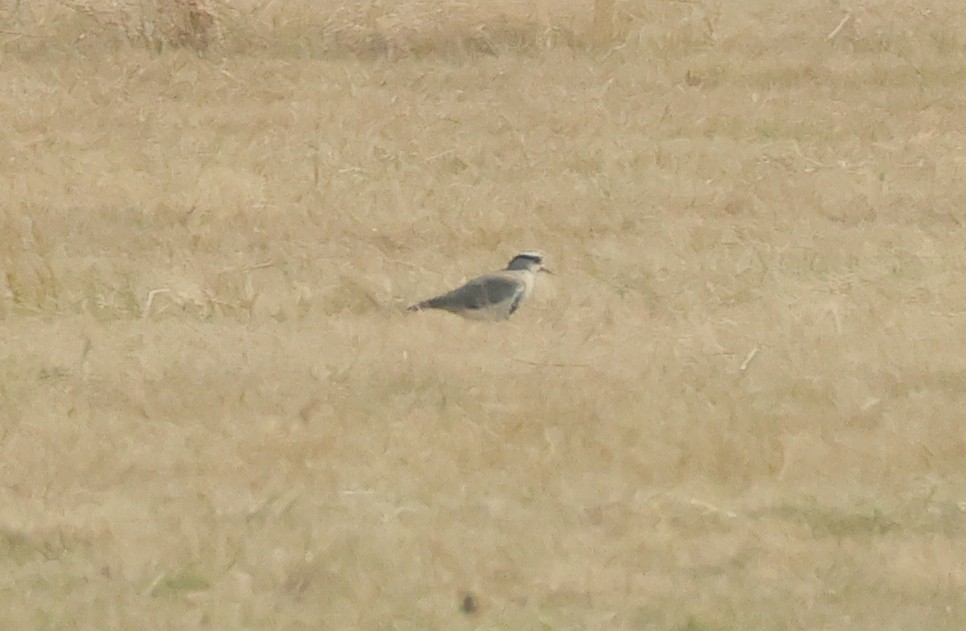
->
408, 251, 550, 320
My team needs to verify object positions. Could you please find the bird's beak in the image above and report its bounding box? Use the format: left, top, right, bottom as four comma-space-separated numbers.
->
539, 266, 554, 275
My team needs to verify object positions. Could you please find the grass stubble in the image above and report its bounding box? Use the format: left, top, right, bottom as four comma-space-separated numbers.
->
0, 0, 964, 628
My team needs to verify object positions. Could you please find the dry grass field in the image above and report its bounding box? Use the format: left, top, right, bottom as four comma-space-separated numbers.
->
1, 0, 965, 628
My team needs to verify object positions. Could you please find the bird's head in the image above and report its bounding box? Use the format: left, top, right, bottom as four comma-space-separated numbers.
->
506, 251, 552, 274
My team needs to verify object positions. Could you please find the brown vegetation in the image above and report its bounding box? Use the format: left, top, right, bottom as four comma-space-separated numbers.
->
1, 0, 964, 628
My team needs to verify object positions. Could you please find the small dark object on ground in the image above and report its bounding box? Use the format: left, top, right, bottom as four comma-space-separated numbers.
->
460, 592, 478, 614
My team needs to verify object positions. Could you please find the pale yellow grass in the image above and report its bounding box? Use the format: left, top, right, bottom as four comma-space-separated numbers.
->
1, 0, 965, 629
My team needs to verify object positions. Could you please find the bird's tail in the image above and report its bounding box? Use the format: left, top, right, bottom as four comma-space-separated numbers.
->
408, 296, 447, 312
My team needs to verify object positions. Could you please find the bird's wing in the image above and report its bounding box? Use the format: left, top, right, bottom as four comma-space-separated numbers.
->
422, 274, 521, 312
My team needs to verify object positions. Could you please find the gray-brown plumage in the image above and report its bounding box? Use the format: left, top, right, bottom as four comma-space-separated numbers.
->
408, 251, 549, 320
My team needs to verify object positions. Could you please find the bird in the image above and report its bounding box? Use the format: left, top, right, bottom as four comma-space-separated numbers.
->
407, 251, 550, 320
